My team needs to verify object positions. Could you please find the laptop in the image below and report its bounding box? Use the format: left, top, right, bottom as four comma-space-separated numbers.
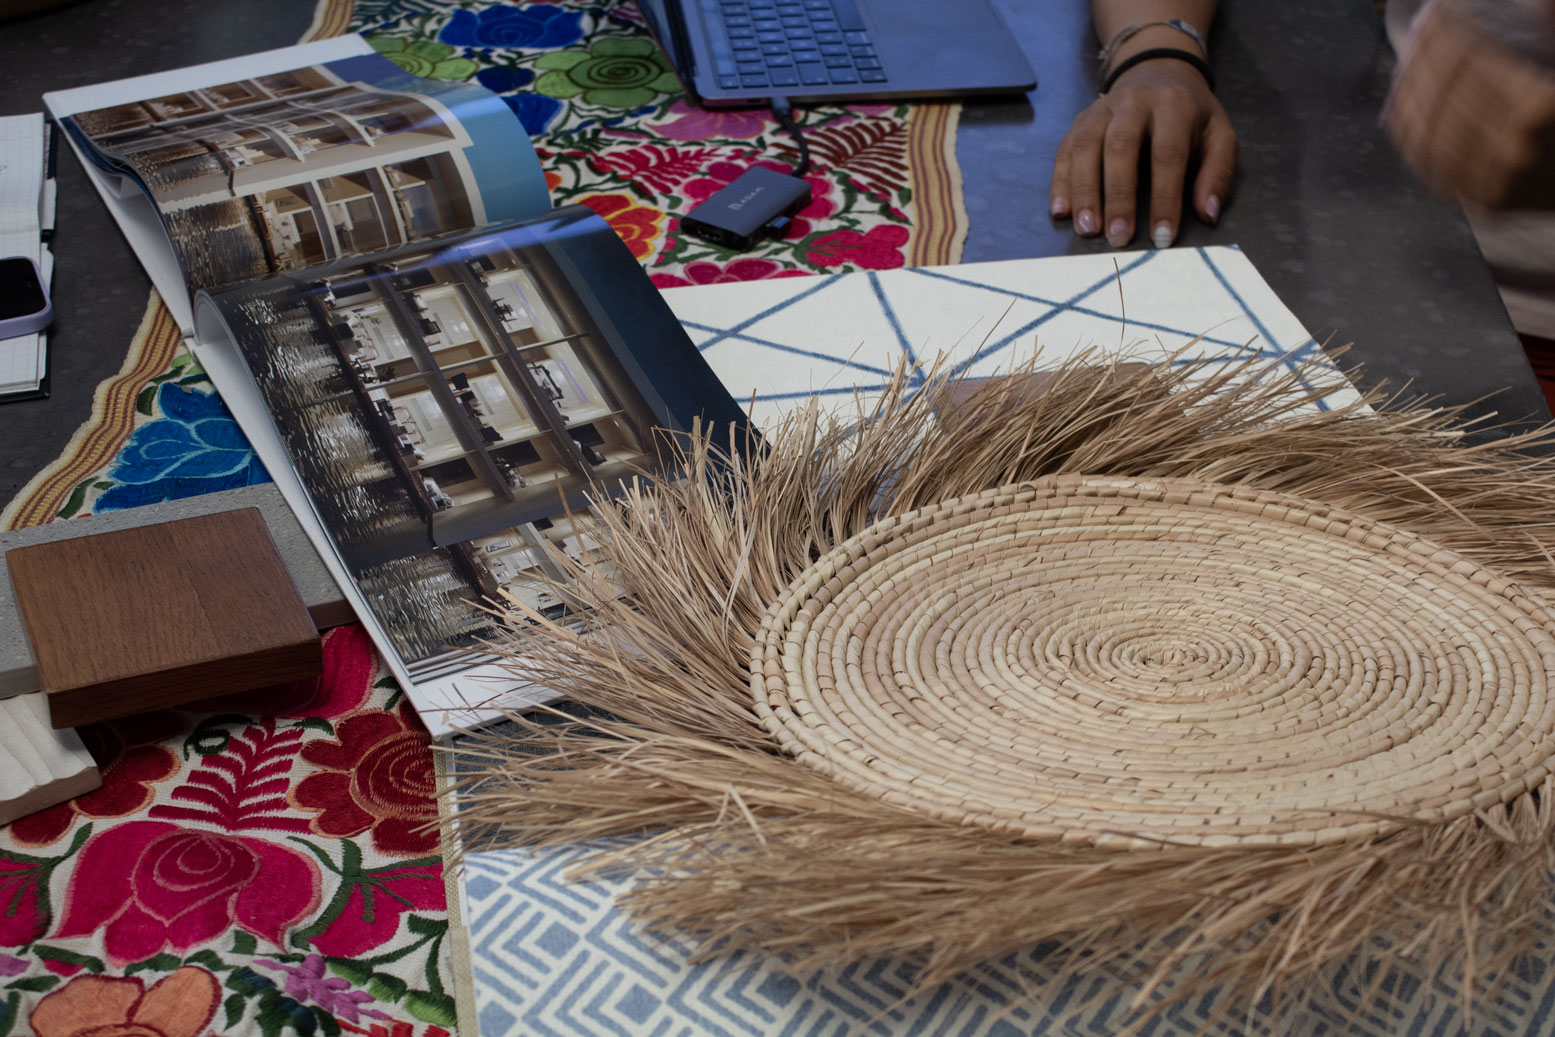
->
635, 0, 1036, 107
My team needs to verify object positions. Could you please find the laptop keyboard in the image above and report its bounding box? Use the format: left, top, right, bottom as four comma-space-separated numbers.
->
708, 0, 886, 91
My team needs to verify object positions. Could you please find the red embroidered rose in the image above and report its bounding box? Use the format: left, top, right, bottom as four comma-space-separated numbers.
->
55, 821, 319, 965
684, 160, 836, 239
30, 966, 220, 1037
290, 704, 438, 855
310, 859, 445, 958
0, 854, 50, 947
578, 193, 666, 260
803, 224, 910, 270
650, 257, 813, 289
11, 713, 185, 848
11, 745, 179, 848
188, 623, 377, 719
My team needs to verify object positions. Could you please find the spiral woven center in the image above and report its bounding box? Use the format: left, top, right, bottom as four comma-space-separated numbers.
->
750, 476, 1555, 849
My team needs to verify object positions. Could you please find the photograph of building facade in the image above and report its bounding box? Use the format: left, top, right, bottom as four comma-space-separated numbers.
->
69, 65, 484, 291
209, 221, 670, 677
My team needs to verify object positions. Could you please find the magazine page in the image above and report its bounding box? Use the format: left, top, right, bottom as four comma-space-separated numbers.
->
45, 36, 550, 333
193, 206, 750, 737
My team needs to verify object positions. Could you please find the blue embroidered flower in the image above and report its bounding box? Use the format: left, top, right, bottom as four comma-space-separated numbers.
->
476, 65, 536, 94
439, 5, 585, 51
503, 92, 564, 135
95, 383, 269, 511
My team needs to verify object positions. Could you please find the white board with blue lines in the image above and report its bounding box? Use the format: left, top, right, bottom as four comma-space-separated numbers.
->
661, 245, 1358, 428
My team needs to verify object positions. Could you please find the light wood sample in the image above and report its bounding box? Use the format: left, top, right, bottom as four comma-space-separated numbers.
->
0, 692, 98, 825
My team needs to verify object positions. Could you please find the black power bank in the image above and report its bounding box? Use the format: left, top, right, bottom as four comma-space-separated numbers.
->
680, 167, 812, 252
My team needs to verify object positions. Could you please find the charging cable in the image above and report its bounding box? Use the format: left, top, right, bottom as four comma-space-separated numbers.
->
770, 96, 811, 178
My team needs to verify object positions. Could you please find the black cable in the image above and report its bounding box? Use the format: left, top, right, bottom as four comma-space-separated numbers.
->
770, 96, 811, 178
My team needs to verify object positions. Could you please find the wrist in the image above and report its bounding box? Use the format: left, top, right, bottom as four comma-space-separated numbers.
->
1103, 47, 1215, 93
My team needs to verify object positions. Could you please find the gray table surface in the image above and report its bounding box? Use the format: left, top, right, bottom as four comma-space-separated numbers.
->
0, 0, 1544, 514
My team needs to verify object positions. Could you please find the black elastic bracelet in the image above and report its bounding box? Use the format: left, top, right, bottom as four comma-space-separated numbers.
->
1102, 47, 1214, 93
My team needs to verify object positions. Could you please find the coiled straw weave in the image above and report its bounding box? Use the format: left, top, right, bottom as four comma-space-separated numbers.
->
754, 476, 1555, 850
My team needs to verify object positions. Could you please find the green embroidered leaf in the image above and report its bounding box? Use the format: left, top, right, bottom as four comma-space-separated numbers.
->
404, 989, 459, 1027
291, 717, 335, 736
254, 991, 317, 1037
310, 1006, 343, 1037
232, 931, 258, 956
226, 965, 279, 997
135, 384, 157, 416
126, 953, 181, 975
183, 714, 253, 759
224, 992, 248, 1031
324, 958, 372, 986
405, 914, 447, 938
183, 949, 227, 971
32, 945, 105, 972
366, 972, 407, 1002
57, 478, 94, 520
1, 990, 21, 1037
3, 975, 59, 993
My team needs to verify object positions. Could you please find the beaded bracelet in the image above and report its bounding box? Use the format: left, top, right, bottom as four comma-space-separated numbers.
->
1097, 19, 1208, 74
1102, 47, 1215, 93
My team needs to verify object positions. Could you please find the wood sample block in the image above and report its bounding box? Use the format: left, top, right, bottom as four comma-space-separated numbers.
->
0, 692, 99, 825
7, 508, 322, 729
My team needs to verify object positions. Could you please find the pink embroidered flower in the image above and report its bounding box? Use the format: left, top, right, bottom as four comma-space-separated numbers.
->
651, 100, 768, 140
803, 224, 910, 270
30, 966, 220, 1037
684, 160, 836, 239
310, 860, 446, 958
55, 821, 320, 965
651, 257, 814, 288
188, 623, 377, 719
290, 704, 438, 856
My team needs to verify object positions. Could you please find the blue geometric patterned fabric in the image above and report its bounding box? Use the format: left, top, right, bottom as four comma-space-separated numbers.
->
453, 248, 1552, 1036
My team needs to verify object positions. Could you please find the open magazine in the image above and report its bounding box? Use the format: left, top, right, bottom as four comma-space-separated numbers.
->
44, 37, 749, 737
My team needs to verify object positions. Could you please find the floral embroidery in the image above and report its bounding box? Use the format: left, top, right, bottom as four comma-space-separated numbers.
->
94, 383, 268, 512
254, 953, 391, 1025
578, 193, 667, 261
291, 704, 438, 855
54, 821, 320, 964
0, 855, 52, 947
10, 714, 183, 848
29, 966, 220, 1037
650, 99, 769, 141
651, 257, 814, 289
368, 37, 477, 80
439, 4, 585, 51
803, 224, 911, 270
534, 38, 681, 108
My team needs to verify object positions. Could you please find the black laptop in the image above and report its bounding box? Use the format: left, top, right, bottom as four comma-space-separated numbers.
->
635, 0, 1036, 107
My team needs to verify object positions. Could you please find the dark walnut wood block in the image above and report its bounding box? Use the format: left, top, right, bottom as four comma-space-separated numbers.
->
7, 508, 322, 728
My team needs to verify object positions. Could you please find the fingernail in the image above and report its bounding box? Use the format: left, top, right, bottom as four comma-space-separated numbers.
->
1107, 217, 1129, 246
1152, 221, 1174, 249
1205, 194, 1221, 224
1051, 196, 1069, 218
1076, 209, 1098, 235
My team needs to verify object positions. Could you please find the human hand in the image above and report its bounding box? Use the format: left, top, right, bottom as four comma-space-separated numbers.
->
1383, 3, 1555, 210
1050, 57, 1237, 248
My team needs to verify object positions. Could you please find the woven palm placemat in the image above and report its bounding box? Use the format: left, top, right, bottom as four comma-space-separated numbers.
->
752, 475, 1555, 850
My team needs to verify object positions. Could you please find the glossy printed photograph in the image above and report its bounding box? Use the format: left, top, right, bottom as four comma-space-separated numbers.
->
65, 52, 546, 294
197, 209, 748, 681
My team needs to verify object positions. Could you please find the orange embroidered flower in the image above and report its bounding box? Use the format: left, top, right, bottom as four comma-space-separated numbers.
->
578, 193, 665, 260
30, 966, 220, 1037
